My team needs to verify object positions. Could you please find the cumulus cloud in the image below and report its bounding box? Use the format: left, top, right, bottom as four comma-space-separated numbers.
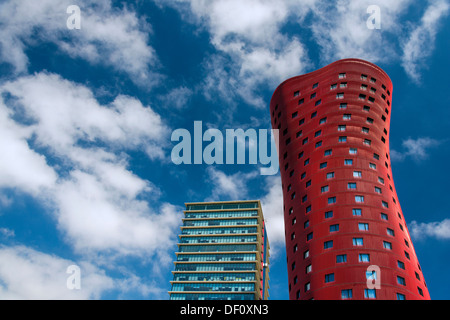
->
401, 0, 450, 82
0, 73, 181, 257
0, 245, 114, 299
260, 176, 285, 255
409, 219, 450, 241
157, 0, 311, 107
205, 167, 259, 201
390, 137, 441, 162
0, 0, 160, 85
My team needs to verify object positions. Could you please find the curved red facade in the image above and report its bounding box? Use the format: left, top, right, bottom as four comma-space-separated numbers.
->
270, 59, 430, 300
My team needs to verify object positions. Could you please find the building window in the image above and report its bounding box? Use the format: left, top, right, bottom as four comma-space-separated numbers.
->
338, 125, 347, 132
340, 82, 347, 88
418, 287, 424, 297
349, 148, 358, 155
397, 276, 406, 286
301, 172, 306, 179
330, 224, 339, 232
383, 241, 392, 250
313, 82, 319, 89
336, 92, 344, 99
321, 185, 329, 193
343, 114, 351, 120
304, 158, 310, 166
325, 273, 335, 283
353, 208, 362, 216
311, 112, 317, 119
359, 94, 366, 100
306, 180, 311, 188
355, 195, 364, 203
339, 73, 346, 79
304, 250, 310, 259
306, 205, 312, 214
382, 201, 389, 208
327, 172, 335, 179
364, 139, 372, 146
316, 141, 323, 148
305, 282, 310, 292
359, 253, 370, 262
369, 163, 377, 169
304, 220, 309, 229
353, 171, 362, 179
302, 195, 307, 203
381, 213, 388, 221
324, 240, 334, 249
310, 92, 316, 99
306, 264, 312, 273
319, 117, 327, 124
375, 187, 382, 194
387, 228, 395, 236
341, 289, 352, 299
363, 105, 370, 112
359, 223, 369, 231
299, 118, 305, 125
378, 177, 385, 184
345, 159, 353, 166
397, 293, 406, 300
296, 130, 303, 138
365, 289, 376, 299
296, 290, 300, 299
374, 153, 380, 160
325, 211, 334, 219
353, 238, 364, 246
320, 162, 327, 169
315, 99, 322, 106
324, 149, 332, 156
292, 112, 298, 119
348, 182, 357, 190
330, 83, 337, 90
397, 260, 405, 270
303, 137, 309, 145
367, 117, 374, 124
294, 91, 300, 97
362, 127, 370, 134
361, 74, 368, 80
336, 254, 347, 263
361, 84, 368, 90
339, 103, 348, 110
339, 136, 347, 143
328, 197, 337, 204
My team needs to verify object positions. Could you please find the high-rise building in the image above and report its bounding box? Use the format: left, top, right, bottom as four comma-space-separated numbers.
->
270, 58, 430, 300
169, 200, 270, 300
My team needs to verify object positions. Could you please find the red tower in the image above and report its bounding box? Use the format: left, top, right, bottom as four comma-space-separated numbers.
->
271, 59, 430, 300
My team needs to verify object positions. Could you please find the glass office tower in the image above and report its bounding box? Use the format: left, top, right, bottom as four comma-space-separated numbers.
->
169, 200, 270, 300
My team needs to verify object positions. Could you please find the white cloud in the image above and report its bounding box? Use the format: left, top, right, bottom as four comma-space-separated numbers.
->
0, 0, 160, 85
401, 0, 450, 82
0, 245, 114, 300
391, 137, 441, 162
410, 219, 450, 241
158, 0, 311, 108
260, 176, 285, 255
0, 228, 15, 239
0, 73, 182, 258
206, 167, 258, 201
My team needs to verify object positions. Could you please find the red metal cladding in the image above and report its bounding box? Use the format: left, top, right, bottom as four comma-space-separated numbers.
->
270, 59, 430, 300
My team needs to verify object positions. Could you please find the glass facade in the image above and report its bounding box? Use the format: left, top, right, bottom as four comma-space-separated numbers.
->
169, 201, 270, 300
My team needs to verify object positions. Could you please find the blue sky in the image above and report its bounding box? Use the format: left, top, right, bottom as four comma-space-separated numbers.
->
0, 0, 449, 300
